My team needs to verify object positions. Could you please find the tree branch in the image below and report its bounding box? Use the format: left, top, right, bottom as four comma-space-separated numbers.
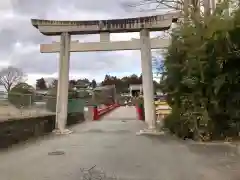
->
0, 66, 26, 92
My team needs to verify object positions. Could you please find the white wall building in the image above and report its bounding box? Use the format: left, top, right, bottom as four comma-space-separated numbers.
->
129, 84, 143, 97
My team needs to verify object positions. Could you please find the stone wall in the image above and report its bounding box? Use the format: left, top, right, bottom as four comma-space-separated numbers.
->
0, 112, 85, 149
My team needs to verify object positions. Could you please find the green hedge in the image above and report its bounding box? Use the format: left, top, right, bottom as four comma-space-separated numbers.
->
45, 87, 85, 113
136, 97, 145, 120
8, 83, 35, 108
161, 6, 240, 140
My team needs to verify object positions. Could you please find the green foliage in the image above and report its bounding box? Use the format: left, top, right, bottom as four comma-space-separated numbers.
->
45, 86, 81, 112
8, 83, 35, 108
91, 79, 97, 88
162, 5, 240, 140
93, 88, 115, 106
136, 96, 144, 106
36, 78, 47, 90
45, 87, 57, 112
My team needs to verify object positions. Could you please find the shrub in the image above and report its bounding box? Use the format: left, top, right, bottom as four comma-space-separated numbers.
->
8, 83, 35, 108
162, 5, 240, 140
45, 87, 80, 112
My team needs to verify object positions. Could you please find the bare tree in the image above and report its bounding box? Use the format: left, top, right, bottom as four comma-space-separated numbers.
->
0, 66, 26, 92
122, 0, 183, 12
122, 0, 213, 18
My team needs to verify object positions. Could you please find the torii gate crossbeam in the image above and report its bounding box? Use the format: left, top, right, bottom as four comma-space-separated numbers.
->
40, 38, 170, 53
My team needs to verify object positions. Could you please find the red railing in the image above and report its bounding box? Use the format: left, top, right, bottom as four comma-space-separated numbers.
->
93, 104, 119, 120
135, 104, 144, 121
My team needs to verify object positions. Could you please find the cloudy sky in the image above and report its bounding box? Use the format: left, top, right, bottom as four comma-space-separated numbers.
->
0, 0, 169, 86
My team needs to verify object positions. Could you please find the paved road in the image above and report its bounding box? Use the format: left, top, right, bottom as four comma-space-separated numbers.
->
0, 107, 239, 180
102, 106, 137, 120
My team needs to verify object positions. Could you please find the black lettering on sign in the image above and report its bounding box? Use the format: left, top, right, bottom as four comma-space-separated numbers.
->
111, 22, 115, 29
160, 15, 164, 20
131, 20, 134, 28
122, 20, 125, 28
105, 21, 109, 29
99, 20, 105, 29
124, 21, 127, 28
131, 19, 134, 28
130, 19, 134, 28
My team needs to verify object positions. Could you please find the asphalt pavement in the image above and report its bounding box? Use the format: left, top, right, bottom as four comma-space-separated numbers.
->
0, 106, 239, 180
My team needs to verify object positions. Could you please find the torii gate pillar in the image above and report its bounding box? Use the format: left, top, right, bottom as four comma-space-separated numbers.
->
140, 29, 157, 131
54, 32, 71, 134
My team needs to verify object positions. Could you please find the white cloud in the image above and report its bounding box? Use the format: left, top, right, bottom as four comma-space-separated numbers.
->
0, 1, 14, 11
0, 61, 10, 68
0, 0, 168, 86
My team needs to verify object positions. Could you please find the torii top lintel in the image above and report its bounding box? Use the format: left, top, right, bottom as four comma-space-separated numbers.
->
31, 12, 180, 36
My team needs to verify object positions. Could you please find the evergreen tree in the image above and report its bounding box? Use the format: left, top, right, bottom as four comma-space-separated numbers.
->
36, 78, 47, 90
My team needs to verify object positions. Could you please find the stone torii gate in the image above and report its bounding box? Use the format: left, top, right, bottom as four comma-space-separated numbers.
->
31, 12, 179, 134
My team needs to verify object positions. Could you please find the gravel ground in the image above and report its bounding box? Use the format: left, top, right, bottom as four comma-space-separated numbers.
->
0, 104, 54, 122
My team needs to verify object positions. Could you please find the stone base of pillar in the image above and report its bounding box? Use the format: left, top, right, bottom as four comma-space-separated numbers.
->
136, 128, 164, 136
53, 129, 73, 135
